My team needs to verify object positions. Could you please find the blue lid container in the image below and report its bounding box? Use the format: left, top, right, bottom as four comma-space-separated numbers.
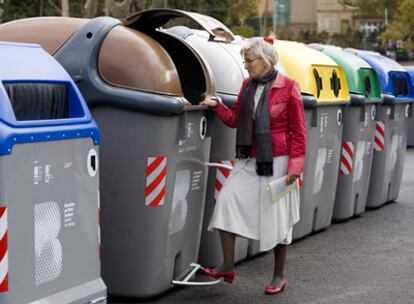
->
0, 41, 99, 155
346, 49, 414, 104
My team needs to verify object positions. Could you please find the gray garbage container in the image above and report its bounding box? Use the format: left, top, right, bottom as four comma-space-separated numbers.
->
0, 15, 220, 298
0, 42, 106, 304
348, 49, 414, 208
309, 44, 383, 220
275, 40, 350, 240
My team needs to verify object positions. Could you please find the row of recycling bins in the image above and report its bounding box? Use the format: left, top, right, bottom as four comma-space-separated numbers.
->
0, 8, 414, 304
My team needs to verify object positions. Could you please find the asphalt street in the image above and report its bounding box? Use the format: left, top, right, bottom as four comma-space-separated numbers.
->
111, 148, 414, 304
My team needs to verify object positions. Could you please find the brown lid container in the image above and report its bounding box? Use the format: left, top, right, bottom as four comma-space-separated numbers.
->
98, 26, 183, 96
0, 13, 217, 104
0, 17, 184, 96
0, 17, 88, 54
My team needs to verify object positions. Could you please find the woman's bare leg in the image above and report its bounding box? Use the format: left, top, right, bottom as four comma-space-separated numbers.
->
214, 229, 236, 272
269, 244, 287, 287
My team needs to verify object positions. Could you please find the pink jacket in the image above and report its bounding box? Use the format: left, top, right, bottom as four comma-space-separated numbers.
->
214, 72, 307, 176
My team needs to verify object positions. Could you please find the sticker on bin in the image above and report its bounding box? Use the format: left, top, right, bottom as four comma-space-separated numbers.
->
214, 160, 235, 203
0, 206, 8, 292
340, 141, 354, 176
145, 156, 167, 207
374, 121, 385, 151
353, 141, 365, 182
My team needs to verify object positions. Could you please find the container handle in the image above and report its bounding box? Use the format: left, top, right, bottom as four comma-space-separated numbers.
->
172, 263, 221, 286
205, 162, 233, 171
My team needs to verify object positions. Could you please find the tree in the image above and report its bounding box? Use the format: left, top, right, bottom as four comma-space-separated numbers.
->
295, 29, 329, 44
227, 0, 259, 26
62, 0, 70, 16
231, 24, 255, 37
381, 0, 414, 48
331, 28, 363, 48
1, 0, 263, 37
339, 0, 402, 21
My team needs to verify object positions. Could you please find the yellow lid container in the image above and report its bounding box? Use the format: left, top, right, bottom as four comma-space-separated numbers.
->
274, 40, 350, 105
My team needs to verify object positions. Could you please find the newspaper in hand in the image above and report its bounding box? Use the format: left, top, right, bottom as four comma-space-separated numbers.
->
267, 175, 299, 202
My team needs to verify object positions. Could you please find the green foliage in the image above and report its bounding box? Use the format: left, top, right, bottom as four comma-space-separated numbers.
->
339, 0, 402, 20
2, 0, 38, 21
0, 0, 262, 39
227, 0, 260, 25
381, 0, 414, 48
2, 0, 86, 21
150, 0, 236, 25
295, 29, 329, 44
331, 28, 363, 48
231, 24, 255, 38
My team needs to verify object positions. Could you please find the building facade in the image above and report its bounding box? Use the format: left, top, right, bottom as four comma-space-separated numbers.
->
259, 0, 358, 35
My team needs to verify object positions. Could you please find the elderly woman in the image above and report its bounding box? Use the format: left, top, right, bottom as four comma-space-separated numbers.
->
200, 37, 306, 295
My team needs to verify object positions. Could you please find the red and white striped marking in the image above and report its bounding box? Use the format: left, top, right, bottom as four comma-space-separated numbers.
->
374, 121, 385, 151
145, 156, 167, 207
214, 160, 235, 203
0, 207, 8, 292
340, 141, 354, 175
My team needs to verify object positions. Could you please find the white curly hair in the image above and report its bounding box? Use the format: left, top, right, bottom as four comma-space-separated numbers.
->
240, 37, 278, 68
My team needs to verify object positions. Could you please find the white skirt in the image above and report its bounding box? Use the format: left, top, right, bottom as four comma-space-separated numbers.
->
207, 156, 300, 252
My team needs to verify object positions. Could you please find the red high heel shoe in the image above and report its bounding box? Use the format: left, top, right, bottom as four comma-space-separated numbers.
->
202, 267, 235, 283
264, 278, 286, 295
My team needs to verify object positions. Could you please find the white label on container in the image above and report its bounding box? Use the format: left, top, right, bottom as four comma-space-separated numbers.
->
365, 141, 373, 155
34, 161, 43, 185
313, 148, 327, 194
191, 170, 203, 191
44, 164, 53, 183
64, 162, 73, 169
169, 170, 190, 235
353, 141, 365, 182
319, 113, 329, 137
186, 122, 194, 139
390, 135, 399, 170
64, 202, 76, 228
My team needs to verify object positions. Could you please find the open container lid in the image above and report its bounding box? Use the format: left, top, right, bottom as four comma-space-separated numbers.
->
274, 40, 350, 107
166, 26, 247, 98
122, 8, 220, 105
346, 49, 414, 104
309, 44, 382, 104
124, 8, 235, 42
167, 26, 288, 91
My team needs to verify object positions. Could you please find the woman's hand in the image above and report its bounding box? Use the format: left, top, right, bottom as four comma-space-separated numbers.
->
200, 98, 219, 108
286, 173, 299, 185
